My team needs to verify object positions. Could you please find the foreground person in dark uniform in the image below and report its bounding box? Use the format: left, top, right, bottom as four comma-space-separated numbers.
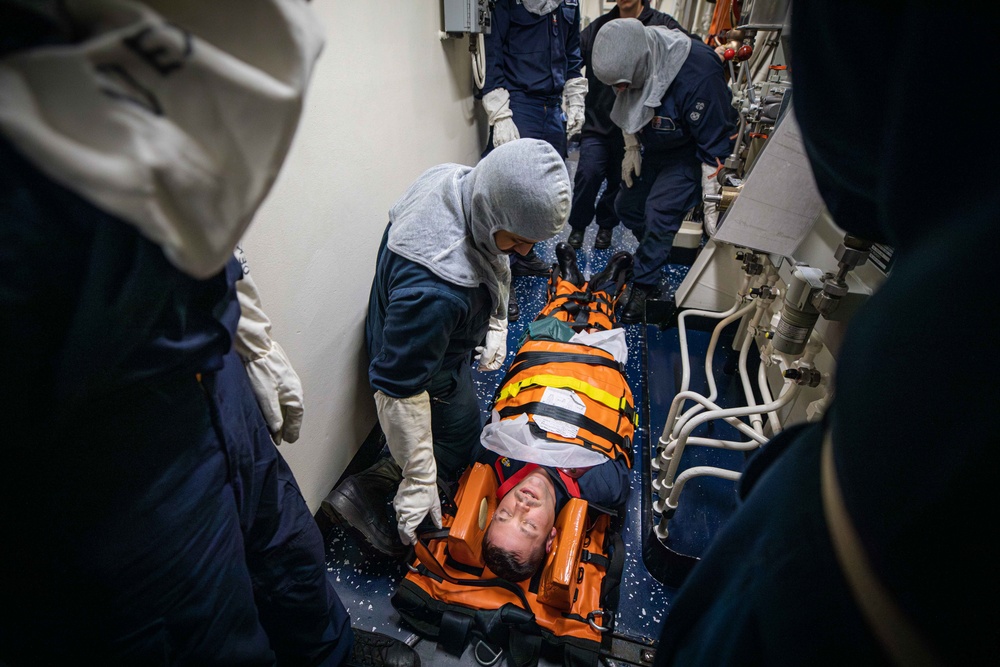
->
0, 2, 417, 665
322, 139, 570, 560
652, 2, 1000, 664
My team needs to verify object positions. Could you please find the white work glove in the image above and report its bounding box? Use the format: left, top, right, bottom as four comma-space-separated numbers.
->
233, 248, 304, 444
475, 315, 509, 371
701, 162, 723, 237
482, 87, 520, 148
375, 390, 443, 546
622, 132, 642, 188
563, 76, 588, 139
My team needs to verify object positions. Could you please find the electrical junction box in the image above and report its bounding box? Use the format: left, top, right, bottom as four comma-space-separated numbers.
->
444, 0, 492, 34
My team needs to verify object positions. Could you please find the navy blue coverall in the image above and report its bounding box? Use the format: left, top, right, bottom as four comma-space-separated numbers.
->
481, 0, 583, 159
366, 224, 494, 482
616, 39, 735, 289
0, 135, 351, 665
567, 2, 688, 236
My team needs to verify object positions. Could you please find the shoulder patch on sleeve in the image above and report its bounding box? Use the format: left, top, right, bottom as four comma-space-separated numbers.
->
689, 98, 708, 124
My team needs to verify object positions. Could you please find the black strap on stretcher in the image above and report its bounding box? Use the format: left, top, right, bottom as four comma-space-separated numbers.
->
498, 401, 631, 455
503, 350, 625, 381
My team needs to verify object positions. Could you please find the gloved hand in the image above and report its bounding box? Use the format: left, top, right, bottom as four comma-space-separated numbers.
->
701, 161, 724, 237
562, 76, 588, 139
482, 87, 520, 147
622, 131, 642, 188
375, 390, 443, 546
243, 342, 305, 444
234, 248, 304, 444
475, 315, 509, 371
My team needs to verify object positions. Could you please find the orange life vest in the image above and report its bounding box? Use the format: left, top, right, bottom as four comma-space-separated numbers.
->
490, 339, 636, 468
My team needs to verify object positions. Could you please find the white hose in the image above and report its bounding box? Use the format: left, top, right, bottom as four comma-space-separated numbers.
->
672, 300, 756, 437
660, 381, 801, 494
666, 272, 751, 439
472, 32, 486, 90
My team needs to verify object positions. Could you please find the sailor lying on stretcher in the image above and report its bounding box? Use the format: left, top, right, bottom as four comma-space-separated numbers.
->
476, 243, 637, 582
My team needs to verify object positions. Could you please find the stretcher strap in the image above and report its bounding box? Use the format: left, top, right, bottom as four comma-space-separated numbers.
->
497, 374, 632, 417
580, 550, 609, 569
497, 462, 582, 500
496, 462, 540, 499
501, 351, 624, 387
544, 297, 614, 332
526, 421, 632, 468
498, 402, 627, 455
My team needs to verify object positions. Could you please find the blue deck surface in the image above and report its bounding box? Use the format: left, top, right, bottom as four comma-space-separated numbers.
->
322, 218, 754, 663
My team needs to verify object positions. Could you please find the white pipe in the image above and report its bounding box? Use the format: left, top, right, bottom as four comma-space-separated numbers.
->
735, 272, 779, 434
670, 300, 756, 439
666, 466, 742, 510
660, 382, 801, 494
471, 33, 486, 90
758, 360, 781, 434
658, 390, 769, 450
681, 435, 766, 451
655, 382, 790, 496
674, 273, 751, 404
654, 465, 742, 540
737, 305, 767, 434
653, 383, 767, 479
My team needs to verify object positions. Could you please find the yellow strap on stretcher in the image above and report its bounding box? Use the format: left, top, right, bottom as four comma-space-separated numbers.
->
497, 374, 630, 414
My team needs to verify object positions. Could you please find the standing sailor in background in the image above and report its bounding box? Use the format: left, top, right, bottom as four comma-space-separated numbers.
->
479, 0, 586, 320
321, 139, 570, 560
0, 2, 415, 664
566, 0, 690, 252
592, 18, 736, 324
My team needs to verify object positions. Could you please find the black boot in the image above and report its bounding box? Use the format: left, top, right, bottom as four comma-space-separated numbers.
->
555, 242, 585, 287
619, 283, 660, 325
590, 251, 633, 297
507, 290, 520, 322
321, 456, 406, 558
346, 628, 420, 667
594, 227, 614, 249
510, 248, 552, 276
567, 227, 585, 249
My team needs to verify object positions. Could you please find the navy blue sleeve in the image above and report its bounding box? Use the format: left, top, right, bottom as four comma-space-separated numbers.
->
564, 3, 583, 81
482, 0, 510, 95
576, 457, 630, 508
369, 284, 470, 399
683, 45, 737, 165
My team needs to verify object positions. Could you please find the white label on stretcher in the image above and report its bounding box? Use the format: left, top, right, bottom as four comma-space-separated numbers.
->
534, 387, 586, 439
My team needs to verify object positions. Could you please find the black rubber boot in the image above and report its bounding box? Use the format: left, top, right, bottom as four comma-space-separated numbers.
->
321, 456, 406, 558
590, 251, 633, 297
567, 227, 585, 249
510, 248, 552, 276
594, 227, 614, 249
619, 283, 660, 325
346, 628, 420, 667
555, 241, 585, 287
507, 290, 520, 322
